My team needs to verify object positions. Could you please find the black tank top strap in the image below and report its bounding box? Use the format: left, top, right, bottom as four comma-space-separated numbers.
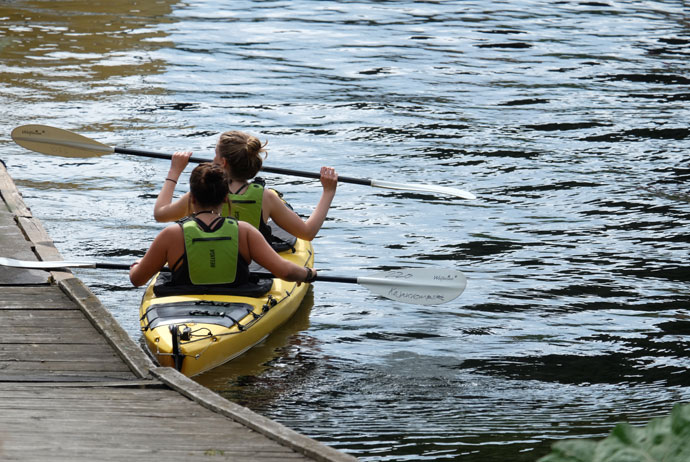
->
189, 214, 225, 232
171, 254, 185, 273
229, 183, 250, 195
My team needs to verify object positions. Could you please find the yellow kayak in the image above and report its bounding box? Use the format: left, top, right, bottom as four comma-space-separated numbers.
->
138, 225, 313, 377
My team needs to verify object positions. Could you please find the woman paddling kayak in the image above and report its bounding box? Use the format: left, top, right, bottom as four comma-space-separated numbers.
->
130, 163, 316, 288
152, 130, 338, 242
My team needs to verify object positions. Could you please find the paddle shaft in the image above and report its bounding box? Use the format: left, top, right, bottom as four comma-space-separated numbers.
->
12, 124, 476, 198
22, 262, 354, 283
95, 262, 134, 270
252, 271, 356, 284
95, 262, 172, 272
115, 147, 372, 186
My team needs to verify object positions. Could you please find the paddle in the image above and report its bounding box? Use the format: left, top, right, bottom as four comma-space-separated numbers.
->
11, 124, 476, 199
0, 257, 466, 306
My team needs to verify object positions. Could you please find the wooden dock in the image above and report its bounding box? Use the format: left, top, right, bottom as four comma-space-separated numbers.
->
0, 161, 356, 462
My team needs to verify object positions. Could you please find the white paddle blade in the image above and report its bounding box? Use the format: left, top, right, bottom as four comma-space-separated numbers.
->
11, 125, 114, 158
358, 268, 467, 306
0, 257, 96, 269
370, 179, 476, 200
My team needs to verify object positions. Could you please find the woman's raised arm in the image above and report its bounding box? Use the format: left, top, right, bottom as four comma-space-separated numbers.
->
264, 166, 338, 241
153, 151, 193, 222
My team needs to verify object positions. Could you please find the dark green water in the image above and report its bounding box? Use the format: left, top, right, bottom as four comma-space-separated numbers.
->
1, 1, 689, 460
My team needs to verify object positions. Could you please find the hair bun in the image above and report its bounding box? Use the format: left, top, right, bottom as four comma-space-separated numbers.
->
189, 163, 229, 207
216, 131, 267, 181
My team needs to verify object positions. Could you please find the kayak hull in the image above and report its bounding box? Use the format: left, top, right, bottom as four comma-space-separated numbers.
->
138, 237, 313, 377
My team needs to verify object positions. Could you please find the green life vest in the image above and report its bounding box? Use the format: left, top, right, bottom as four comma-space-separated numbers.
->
222, 181, 264, 229
181, 216, 239, 285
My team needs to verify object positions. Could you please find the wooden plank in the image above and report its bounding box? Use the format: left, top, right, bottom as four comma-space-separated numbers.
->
0, 314, 96, 328
0, 409, 292, 444
0, 300, 73, 310
16, 217, 74, 281
0, 223, 31, 247
0, 384, 175, 397
0, 326, 111, 344
0, 426, 308, 461
0, 452, 304, 462
0, 286, 76, 309
0, 372, 140, 382
0, 285, 73, 296
0, 264, 50, 286
0, 343, 127, 361
0, 373, 139, 382
16, 215, 56, 248
0, 311, 92, 325
0, 432, 295, 452
0, 297, 72, 309
0, 425, 306, 453
0, 444, 300, 457
0, 379, 156, 387
0, 209, 50, 285
0, 439, 306, 456
0, 163, 31, 216
0, 376, 157, 392
0, 447, 305, 462
0, 361, 132, 373
0, 404, 228, 415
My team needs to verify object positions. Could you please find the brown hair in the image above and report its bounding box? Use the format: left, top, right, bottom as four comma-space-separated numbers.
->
189, 163, 229, 208
216, 131, 267, 180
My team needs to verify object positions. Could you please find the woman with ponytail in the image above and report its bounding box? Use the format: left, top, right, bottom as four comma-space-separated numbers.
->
153, 130, 338, 242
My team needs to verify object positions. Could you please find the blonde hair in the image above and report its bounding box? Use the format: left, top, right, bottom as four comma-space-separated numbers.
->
216, 131, 268, 180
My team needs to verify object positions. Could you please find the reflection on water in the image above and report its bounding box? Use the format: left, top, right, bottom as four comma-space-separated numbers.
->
0, 1, 172, 94
0, 0, 173, 135
1, 1, 690, 461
